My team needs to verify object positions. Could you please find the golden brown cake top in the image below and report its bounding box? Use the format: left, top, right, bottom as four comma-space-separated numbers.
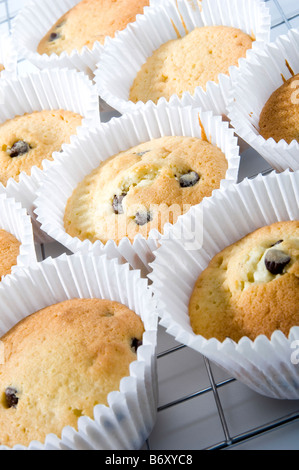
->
129, 25, 253, 104
64, 135, 228, 244
0, 229, 20, 280
0, 110, 82, 186
189, 221, 299, 342
259, 73, 299, 144
0, 298, 144, 448
38, 0, 150, 55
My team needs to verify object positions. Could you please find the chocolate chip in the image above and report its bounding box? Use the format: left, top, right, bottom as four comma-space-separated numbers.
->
135, 211, 152, 226
179, 171, 200, 188
5, 388, 19, 409
8, 141, 30, 158
49, 32, 60, 42
264, 249, 291, 275
131, 338, 142, 353
113, 194, 126, 215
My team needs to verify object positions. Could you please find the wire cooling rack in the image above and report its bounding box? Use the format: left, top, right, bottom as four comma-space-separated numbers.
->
2, 0, 299, 451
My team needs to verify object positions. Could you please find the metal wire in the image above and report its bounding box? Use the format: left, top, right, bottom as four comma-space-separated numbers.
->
4, 0, 299, 451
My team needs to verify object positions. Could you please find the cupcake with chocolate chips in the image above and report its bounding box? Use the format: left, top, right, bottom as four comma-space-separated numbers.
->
95, 0, 270, 116
150, 170, 299, 400
0, 35, 18, 79
64, 135, 228, 244
34, 102, 240, 274
13, 0, 150, 80
37, 0, 150, 56
0, 253, 157, 450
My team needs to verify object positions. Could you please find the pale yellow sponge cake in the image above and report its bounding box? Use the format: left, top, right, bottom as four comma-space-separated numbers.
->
259, 73, 299, 144
189, 221, 299, 342
0, 229, 20, 279
129, 25, 253, 104
38, 0, 150, 56
0, 110, 82, 186
64, 135, 228, 244
0, 298, 144, 448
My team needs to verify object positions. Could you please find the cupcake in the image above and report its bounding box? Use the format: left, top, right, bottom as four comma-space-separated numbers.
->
0, 230, 21, 280
34, 102, 240, 275
228, 28, 299, 172
258, 75, 299, 145
0, 68, 99, 244
189, 221, 299, 343
13, 0, 151, 80
149, 170, 299, 400
0, 194, 36, 280
63, 135, 229, 245
0, 298, 145, 448
95, 0, 271, 116
0, 254, 158, 450
129, 25, 254, 104
0, 35, 18, 79
0, 109, 82, 186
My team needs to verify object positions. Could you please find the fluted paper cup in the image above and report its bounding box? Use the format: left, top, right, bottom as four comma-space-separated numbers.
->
95, 0, 271, 117
0, 253, 158, 450
34, 101, 240, 276
149, 170, 299, 400
12, 0, 154, 81
0, 68, 100, 244
0, 34, 18, 79
0, 193, 36, 280
228, 28, 299, 172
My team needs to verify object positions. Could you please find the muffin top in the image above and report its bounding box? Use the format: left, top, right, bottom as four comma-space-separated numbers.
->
0, 298, 144, 448
0, 110, 82, 186
189, 221, 299, 342
38, 0, 150, 55
129, 25, 253, 104
259, 73, 299, 144
0, 229, 20, 280
64, 135, 228, 244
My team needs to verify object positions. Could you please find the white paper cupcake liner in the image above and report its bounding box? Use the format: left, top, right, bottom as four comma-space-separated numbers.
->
0, 193, 36, 280
0, 253, 158, 450
34, 101, 240, 275
12, 0, 154, 81
149, 169, 299, 400
0, 34, 18, 79
0, 68, 100, 244
228, 28, 299, 173
95, 0, 271, 117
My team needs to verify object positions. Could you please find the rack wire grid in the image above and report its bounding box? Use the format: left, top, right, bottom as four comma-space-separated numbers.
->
1, 0, 299, 451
